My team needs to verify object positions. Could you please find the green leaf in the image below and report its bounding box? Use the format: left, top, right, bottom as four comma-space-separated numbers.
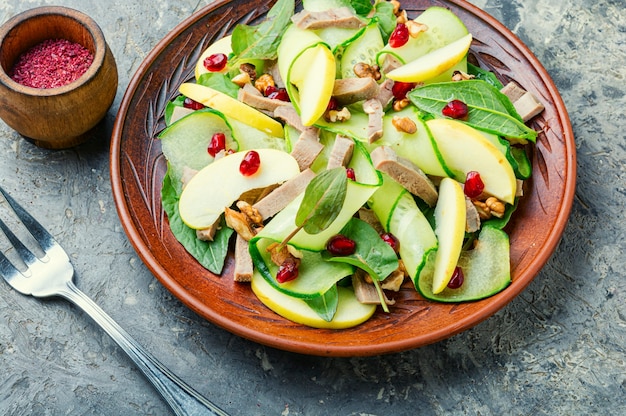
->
322, 217, 399, 281
303, 286, 339, 322
296, 167, 348, 234
162, 167, 233, 274
229, 0, 294, 67
408, 80, 537, 142
467, 63, 503, 89
373, 2, 397, 42
350, 0, 374, 16
196, 72, 240, 98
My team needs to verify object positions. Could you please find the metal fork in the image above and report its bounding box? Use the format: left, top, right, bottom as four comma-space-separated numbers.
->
0, 185, 228, 416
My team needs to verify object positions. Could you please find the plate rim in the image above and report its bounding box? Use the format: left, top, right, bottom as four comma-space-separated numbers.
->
110, 0, 576, 356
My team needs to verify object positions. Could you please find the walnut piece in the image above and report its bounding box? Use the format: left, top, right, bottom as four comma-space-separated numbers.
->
406, 21, 428, 38
353, 62, 381, 80
392, 97, 410, 111
326, 107, 351, 122
254, 73, 275, 94
391, 115, 417, 134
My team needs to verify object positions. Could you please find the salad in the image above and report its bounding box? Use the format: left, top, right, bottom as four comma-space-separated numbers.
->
159, 0, 544, 329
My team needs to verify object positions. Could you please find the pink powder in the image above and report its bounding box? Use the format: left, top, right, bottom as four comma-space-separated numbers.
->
9, 38, 94, 89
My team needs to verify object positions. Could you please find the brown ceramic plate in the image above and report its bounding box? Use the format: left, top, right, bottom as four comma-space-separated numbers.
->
110, 0, 575, 356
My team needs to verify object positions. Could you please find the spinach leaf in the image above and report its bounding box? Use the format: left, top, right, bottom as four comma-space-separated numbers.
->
408, 80, 537, 142
164, 95, 186, 126
196, 73, 240, 98
296, 167, 347, 234
350, 0, 374, 16
162, 168, 233, 274
467, 63, 503, 89
373, 1, 397, 42
303, 286, 339, 322
322, 217, 399, 281
229, 0, 294, 68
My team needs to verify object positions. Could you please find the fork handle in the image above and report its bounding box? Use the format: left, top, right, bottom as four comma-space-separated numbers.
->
59, 280, 228, 416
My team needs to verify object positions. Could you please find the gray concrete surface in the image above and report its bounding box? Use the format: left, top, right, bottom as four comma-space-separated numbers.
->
0, 0, 624, 415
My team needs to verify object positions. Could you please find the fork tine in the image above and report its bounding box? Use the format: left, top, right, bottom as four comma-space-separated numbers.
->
0, 185, 58, 254
0, 214, 39, 266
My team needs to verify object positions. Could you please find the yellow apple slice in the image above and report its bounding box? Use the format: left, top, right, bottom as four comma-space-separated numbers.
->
432, 177, 466, 294
194, 35, 232, 79
179, 149, 300, 229
251, 271, 376, 329
290, 44, 336, 126
426, 118, 517, 204
179, 83, 284, 137
386, 33, 472, 83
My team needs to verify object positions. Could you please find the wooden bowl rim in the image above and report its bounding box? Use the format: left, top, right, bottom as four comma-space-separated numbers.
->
0, 5, 108, 96
110, 0, 576, 356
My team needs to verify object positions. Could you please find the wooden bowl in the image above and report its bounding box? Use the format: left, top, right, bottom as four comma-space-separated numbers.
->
0, 6, 117, 149
111, 0, 576, 356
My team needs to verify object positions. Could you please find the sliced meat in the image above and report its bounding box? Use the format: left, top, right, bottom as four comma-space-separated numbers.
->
363, 98, 384, 143
196, 220, 220, 242
291, 128, 324, 170
465, 196, 481, 233
358, 207, 384, 234
274, 104, 306, 131
376, 78, 395, 108
352, 270, 395, 305
326, 135, 354, 169
238, 82, 289, 112
233, 234, 253, 282
253, 168, 317, 219
501, 82, 545, 121
332, 77, 379, 106
380, 53, 403, 74
292, 7, 365, 30
371, 146, 438, 206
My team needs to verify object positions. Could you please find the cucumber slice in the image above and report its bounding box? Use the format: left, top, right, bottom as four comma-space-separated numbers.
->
340, 22, 384, 79
251, 270, 376, 329
369, 174, 437, 281
376, 6, 468, 67
227, 118, 288, 153
418, 226, 511, 302
159, 109, 237, 195
250, 238, 353, 299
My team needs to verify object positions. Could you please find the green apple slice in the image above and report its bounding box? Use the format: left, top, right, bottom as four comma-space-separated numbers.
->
290, 44, 336, 126
386, 34, 472, 83
426, 118, 517, 204
432, 177, 466, 294
194, 35, 232, 79
251, 270, 376, 329
179, 82, 284, 137
179, 149, 300, 229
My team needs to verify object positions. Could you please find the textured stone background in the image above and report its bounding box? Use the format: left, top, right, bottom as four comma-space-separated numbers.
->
0, 0, 624, 415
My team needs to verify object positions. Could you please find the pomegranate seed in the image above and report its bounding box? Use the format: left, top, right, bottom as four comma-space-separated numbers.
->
447, 266, 465, 289
203, 53, 228, 72
464, 171, 485, 198
207, 132, 226, 157
380, 232, 400, 253
183, 97, 204, 110
276, 257, 300, 283
442, 99, 469, 120
264, 85, 277, 96
267, 88, 290, 102
389, 23, 410, 48
326, 235, 357, 256
326, 97, 339, 112
239, 150, 261, 176
391, 81, 416, 101
346, 167, 356, 181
